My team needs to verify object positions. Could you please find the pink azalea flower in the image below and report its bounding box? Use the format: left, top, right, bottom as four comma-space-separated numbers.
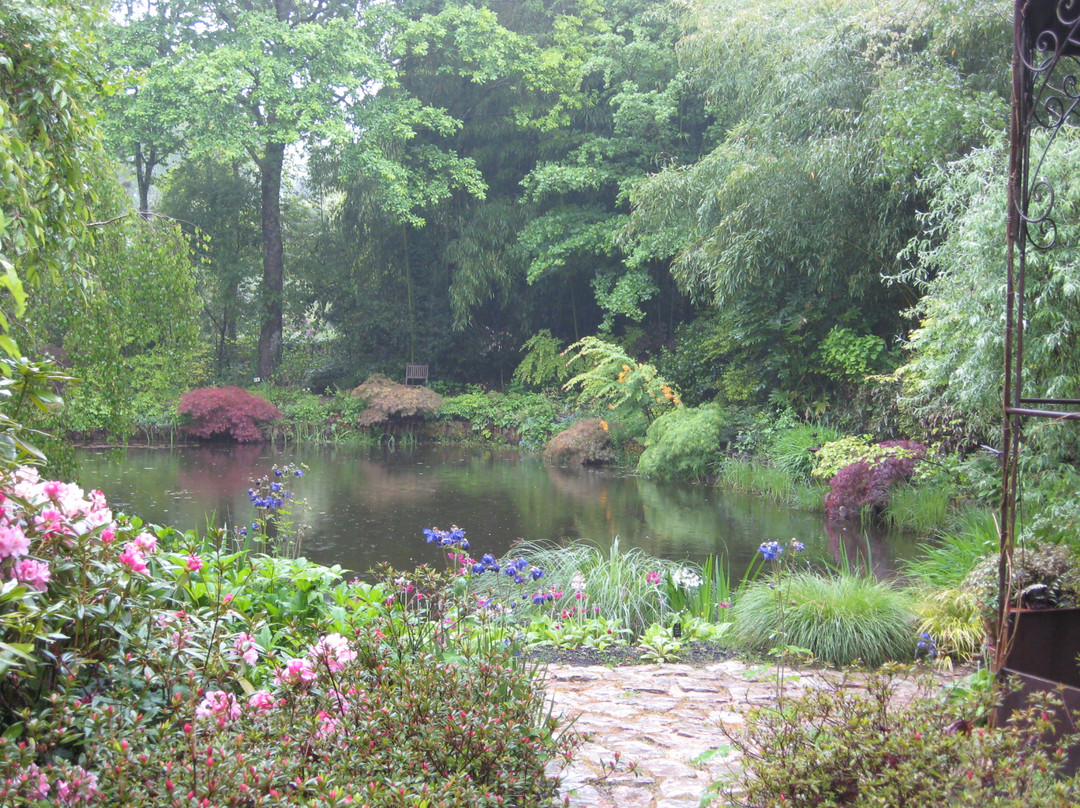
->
0, 522, 29, 560
10, 558, 50, 591
185, 553, 203, 572
119, 543, 149, 574
308, 633, 357, 672
196, 690, 241, 728
233, 632, 259, 665
100, 527, 116, 544
274, 657, 316, 687
248, 689, 276, 711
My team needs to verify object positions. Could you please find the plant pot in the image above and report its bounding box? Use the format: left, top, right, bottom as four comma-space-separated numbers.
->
996, 607, 1080, 775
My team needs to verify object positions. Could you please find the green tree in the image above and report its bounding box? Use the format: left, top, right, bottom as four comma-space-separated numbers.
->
0, 0, 107, 356
621, 0, 1008, 410
128, 0, 395, 380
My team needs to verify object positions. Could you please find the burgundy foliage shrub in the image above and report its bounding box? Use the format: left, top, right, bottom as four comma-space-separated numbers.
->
824, 440, 926, 520
178, 386, 283, 442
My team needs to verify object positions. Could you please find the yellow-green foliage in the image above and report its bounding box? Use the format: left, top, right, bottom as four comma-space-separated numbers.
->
512, 330, 579, 389
914, 588, 983, 663
636, 404, 730, 480
812, 435, 921, 481
561, 337, 680, 426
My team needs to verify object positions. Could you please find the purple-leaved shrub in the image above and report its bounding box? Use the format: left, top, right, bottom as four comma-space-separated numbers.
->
824, 439, 926, 519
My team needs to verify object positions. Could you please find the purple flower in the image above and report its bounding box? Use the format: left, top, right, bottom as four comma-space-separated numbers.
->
530, 567, 544, 581
758, 541, 783, 561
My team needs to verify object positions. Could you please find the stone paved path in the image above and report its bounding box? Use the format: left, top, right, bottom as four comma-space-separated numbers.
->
543, 660, 942, 808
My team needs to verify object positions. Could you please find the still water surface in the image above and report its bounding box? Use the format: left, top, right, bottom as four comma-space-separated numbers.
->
75, 445, 918, 578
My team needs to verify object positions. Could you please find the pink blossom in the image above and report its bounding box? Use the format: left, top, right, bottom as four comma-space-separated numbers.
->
43, 481, 63, 500
99, 527, 116, 544
23, 764, 49, 800
248, 689, 276, 711
119, 543, 149, 574
274, 657, 316, 687
185, 553, 203, 572
195, 690, 241, 726
233, 632, 259, 665
10, 558, 50, 591
133, 531, 157, 553
0, 522, 29, 560
308, 632, 356, 673
55, 767, 98, 805
646, 571, 661, 585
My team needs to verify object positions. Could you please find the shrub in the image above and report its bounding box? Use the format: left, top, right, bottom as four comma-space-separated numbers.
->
962, 541, 1080, 621
824, 440, 927, 520
544, 418, 616, 465
734, 570, 917, 666
351, 373, 443, 427
636, 403, 733, 480
178, 385, 282, 442
718, 669, 1080, 807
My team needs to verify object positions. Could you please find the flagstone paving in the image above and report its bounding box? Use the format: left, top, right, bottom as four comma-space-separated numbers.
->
544, 660, 949, 808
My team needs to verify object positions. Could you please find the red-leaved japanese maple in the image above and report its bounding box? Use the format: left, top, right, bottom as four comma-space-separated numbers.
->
178, 386, 282, 443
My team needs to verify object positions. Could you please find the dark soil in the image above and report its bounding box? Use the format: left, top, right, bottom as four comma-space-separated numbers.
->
527, 641, 737, 667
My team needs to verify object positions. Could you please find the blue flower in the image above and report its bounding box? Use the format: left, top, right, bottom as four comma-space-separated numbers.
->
759, 541, 783, 561
481, 553, 496, 566
472, 563, 486, 575
239, 527, 247, 537
503, 566, 516, 577
532, 594, 545, 605
791, 540, 806, 553
514, 558, 528, 572
251, 522, 259, 530
513, 574, 525, 585
530, 567, 544, 581
274, 469, 283, 477
270, 482, 282, 492
460, 539, 470, 551
295, 469, 304, 477
448, 527, 465, 543
916, 632, 938, 660
423, 528, 439, 544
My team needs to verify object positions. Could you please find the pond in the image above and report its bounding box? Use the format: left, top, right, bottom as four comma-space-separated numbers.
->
75, 444, 920, 580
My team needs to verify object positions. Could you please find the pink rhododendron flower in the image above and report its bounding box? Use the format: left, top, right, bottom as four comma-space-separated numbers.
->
248, 689, 275, 711
43, 481, 63, 500
10, 557, 51, 591
195, 690, 241, 726
274, 657, 316, 687
54, 767, 98, 805
185, 553, 203, 572
119, 543, 149, 574
233, 632, 259, 665
100, 527, 116, 544
0, 522, 29, 560
133, 531, 158, 553
308, 632, 357, 672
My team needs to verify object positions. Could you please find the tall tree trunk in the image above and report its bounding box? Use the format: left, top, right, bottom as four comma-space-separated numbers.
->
257, 141, 285, 379
134, 143, 156, 218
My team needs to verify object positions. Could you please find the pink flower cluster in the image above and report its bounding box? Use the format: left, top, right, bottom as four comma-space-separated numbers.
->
195, 690, 241, 727
233, 632, 259, 665
308, 632, 357, 673
0, 467, 119, 594
119, 531, 158, 575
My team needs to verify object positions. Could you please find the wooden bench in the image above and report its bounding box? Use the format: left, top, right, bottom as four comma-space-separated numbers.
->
405, 363, 429, 385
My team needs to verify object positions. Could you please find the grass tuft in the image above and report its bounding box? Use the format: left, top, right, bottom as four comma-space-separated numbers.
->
734, 570, 917, 667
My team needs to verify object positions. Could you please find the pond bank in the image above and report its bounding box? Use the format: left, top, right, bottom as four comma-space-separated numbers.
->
545, 660, 969, 808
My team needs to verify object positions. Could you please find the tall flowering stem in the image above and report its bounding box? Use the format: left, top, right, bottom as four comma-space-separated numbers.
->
758, 538, 806, 708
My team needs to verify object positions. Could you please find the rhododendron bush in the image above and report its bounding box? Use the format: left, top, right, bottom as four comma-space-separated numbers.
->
0, 467, 577, 806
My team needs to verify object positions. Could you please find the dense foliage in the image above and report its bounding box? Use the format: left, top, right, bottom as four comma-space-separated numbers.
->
178, 386, 282, 442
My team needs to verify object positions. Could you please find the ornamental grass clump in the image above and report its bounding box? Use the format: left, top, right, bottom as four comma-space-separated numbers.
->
735, 569, 917, 667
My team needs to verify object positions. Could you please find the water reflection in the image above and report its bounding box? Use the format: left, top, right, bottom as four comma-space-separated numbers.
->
75, 445, 918, 579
